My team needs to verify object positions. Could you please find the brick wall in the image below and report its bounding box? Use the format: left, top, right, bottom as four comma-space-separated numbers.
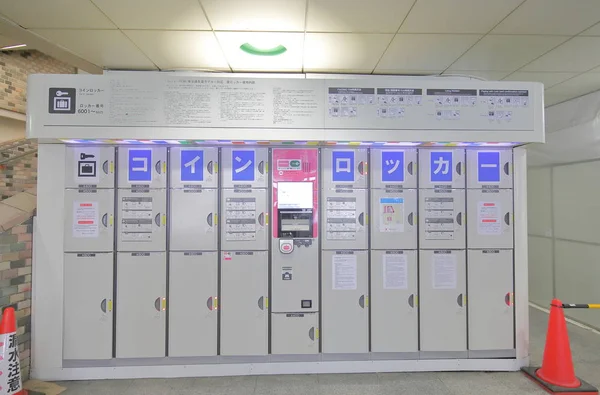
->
0, 50, 77, 114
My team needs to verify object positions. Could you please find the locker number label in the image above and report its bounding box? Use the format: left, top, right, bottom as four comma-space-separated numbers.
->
477, 151, 500, 183
381, 151, 404, 182
181, 150, 204, 182
429, 151, 452, 183
332, 151, 354, 182
128, 149, 152, 182
232, 150, 255, 182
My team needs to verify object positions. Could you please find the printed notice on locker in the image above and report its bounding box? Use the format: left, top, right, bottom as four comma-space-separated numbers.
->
73, 201, 99, 238
327, 197, 357, 240
379, 197, 404, 232
383, 254, 408, 290
121, 197, 153, 242
432, 254, 457, 289
225, 197, 257, 241
424, 197, 455, 240
332, 255, 357, 290
478, 201, 501, 235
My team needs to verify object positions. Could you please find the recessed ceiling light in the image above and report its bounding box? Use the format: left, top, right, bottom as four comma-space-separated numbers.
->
239, 43, 287, 56
1, 44, 26, 50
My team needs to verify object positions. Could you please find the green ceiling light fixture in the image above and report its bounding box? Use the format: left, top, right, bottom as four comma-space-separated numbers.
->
240, 42, 287, 56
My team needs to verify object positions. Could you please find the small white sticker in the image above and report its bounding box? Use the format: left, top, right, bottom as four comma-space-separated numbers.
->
383, 254, 408, 290
332, 255, 357, 290
432, 253, 457, 290
72, 201, 99, 238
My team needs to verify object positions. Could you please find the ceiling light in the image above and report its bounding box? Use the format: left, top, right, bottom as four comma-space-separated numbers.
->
240, 43, 287, 56
1, 44, 26, 50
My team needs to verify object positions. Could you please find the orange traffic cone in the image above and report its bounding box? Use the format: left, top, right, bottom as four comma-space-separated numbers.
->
0, 307, 27, 395
522, 299, 598, 394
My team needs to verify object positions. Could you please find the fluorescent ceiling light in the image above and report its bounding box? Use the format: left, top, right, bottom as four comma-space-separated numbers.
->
1, 44, 26, 50
240, 43, 287, 56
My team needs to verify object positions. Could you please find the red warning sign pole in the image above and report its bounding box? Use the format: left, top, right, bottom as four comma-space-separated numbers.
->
0, 307, 26, 395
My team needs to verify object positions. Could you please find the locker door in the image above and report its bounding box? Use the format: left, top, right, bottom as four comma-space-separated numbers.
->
371, 188, 417, 250
370, 250, 418, 353
370, 149, 417, 189
65, 146, 115, 188
322, 189, 368, 250
418, 149, 465, 189
321, 250, 369, 354
169, 251, 217, 357
468, 249, 514, 351
271, 313, 319, 355
116, 252, 166, 358
221, 147, 268, 189
221, 188, 268, 251
220, 251, 268, 356
117, 147, 167, 189
419, 250, 466, 352
64, 189, 114, 252
322, 148, 368, 188
419, 189, 466, 249
170, 189, 217, 251
117, 189, 167, 252
64, 253, 113, 360
467, 189, 513, 249
466, 149, 512, 189
170, 147, 218, 189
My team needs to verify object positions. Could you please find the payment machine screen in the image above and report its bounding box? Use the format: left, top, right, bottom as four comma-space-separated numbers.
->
278, 182, 313, 209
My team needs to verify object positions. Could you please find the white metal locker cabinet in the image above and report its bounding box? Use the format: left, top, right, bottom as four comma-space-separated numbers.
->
419, 250, 467, 353
271, 244, 319, 313
63, 253, 113, 360
64, 189, 114, 252
321, 250, 369, 354
468, 249, 514, 352
170, 147, 218, 189
221, 188, 268, 251
466, 149, 512, 189
65, 146, 115, 188
370, 250, 418, 353
322, 148, 368, 188
220, 251, 268, 356
170, 189, 218, 251
117, 147, 167, 189
116, 252, 166, 358
371, 188, 417, 250
370, 148, 418, 189
169, 251, 218, 357
117, 189, 167, 252
467, 189, 513, 249
322, 188, 368, 250
419, 189, 466, 250
221, 147, 268, 189
271, 313, 319, 355
418, 149, 465, 189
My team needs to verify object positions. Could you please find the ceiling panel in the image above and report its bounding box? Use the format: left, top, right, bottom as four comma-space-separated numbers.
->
201, 0, 306, 32
580, 22, 600, 36
504, 71, 577, 89
398, 0, 522, 34
448, 35, 568, 72
124, 31, 228, 70
92, 0, 210, 30
0, 0, 115, 29
0, 34, 24, 49
545, 73, 600, 97
306, 0, 413, 33
544, 93, 573, 107
304, 33, 393, 73
493, 0, 600, 35
441, 70, 511, 81
32, 29, 156, 69
522, 37, 600, 72
216, 32, 303, 72
375, 34, 481, 73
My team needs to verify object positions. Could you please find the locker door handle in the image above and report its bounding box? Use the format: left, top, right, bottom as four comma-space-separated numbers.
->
206, 296, 213, 311
456, 212, 463, 226
358, 161, 365, 175
100, 299, 107, 313
504, 213, 510, 225
102, 160, 109, 175
407, 161, 413, 176
258, 213, 265, 226
505, 292, 514, 306
408, 294, 415, 308
456, 162, 462, 176
155, 297, 161, 311
155, 160, 162, 174
358, 213, 364, 226
207, 213, 213, 227
102, 214, 108, 227
207, 161, 213, 175
408, 212, 414, 226
503, 162, 510, 175
258, 161, 265, 175
359, 295, 365, 309
457, 294, 464, 307
309, 327, 315, 341
155, 213, 161, 226
258, 296, 264, 310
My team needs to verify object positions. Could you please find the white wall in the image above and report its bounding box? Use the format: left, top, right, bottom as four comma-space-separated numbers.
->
528, 90, 600, 328
0, 116, 25, 143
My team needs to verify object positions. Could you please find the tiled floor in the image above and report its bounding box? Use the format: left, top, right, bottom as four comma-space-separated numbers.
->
57, 307, 600, 394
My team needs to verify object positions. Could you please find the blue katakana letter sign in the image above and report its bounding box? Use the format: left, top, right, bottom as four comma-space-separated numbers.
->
128, 149, 152, 182
181, 150, 204, 182
430, 151, 453, 183
232, 150, 255, 181
332, 151, 355, 182
478, 151, 500, 183
381, 151, 404, 182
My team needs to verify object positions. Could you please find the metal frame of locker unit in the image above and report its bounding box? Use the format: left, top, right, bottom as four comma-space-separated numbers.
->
37, 144, 530, 380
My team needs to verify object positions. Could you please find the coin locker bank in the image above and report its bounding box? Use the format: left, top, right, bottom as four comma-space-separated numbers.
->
27, 72, 541, 380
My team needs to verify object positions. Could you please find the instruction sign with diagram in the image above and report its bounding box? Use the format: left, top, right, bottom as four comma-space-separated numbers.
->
121, 197, 153, 242
424, 197, 455, 240
326, 197, 357, 240
379, 197, 404, 233
224, 197, 257, 241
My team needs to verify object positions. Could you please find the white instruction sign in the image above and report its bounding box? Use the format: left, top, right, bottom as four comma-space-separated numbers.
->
478, 201, 501, 235
332, 254, 357, 290
379, 197, 404, 232
383, 254, 408, 290
72, 201, 99, 238
121, 197, 153, 242
424, 197, 455, 240
432, 253, 457, 289
327, 197, 357, 240
225, 197, 257, 241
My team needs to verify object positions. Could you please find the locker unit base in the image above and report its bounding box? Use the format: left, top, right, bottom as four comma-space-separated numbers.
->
41, 358, 528, 381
